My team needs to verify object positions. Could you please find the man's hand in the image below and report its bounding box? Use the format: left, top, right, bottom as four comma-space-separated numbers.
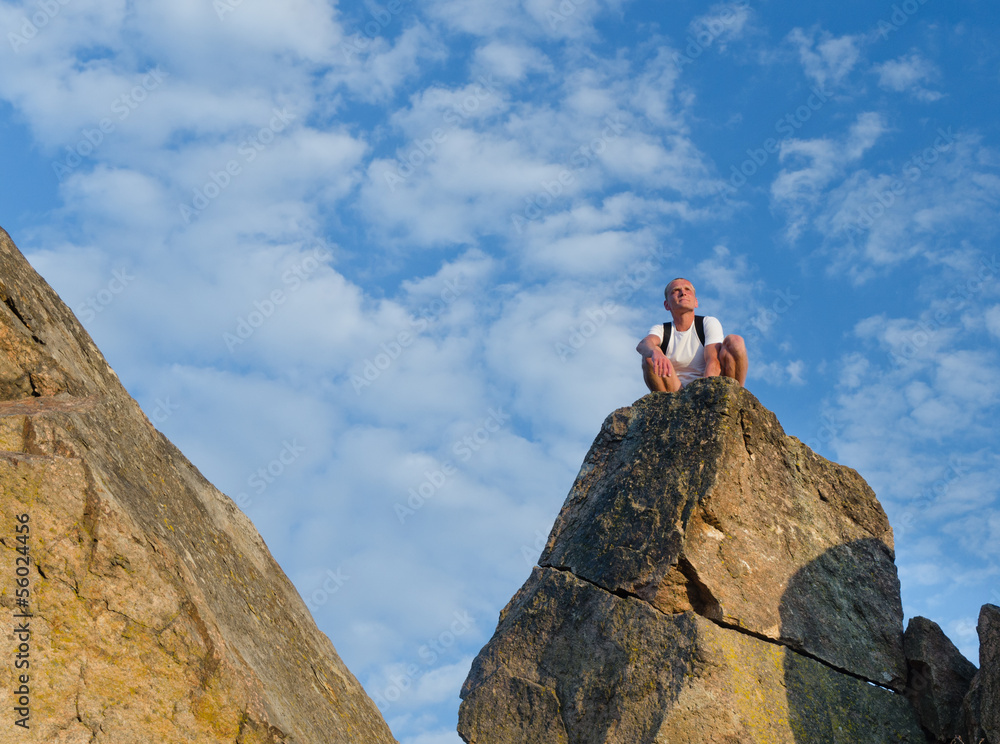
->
647, 348, 676, 379
637, 335, 676, 379
638, 335, 681, 393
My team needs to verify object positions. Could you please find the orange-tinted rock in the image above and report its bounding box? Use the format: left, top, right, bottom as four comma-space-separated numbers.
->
0, 227, 396, 743
460, 379, 923, 743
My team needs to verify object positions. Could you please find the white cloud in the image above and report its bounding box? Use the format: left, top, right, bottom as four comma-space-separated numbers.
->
984, 305, 1000, 338
771, 112, 887, 242
688, 1, 753, 53
814, 132, 1000, 280
473, 41, 552, 82
423, 0, 605, 39
358, 47, 720, 248
628, 47, 685, 130
788, 27, 862, 92
819, 285, 1000, 668
330, 23, 448, 103
388, 78, 507, 139
786, 359, 806, 384
520, 228, 658, 278
423, 0, 524, 36
874, 52, 942, 102
400, 730, 465, 744
4, 3, 999, 742
522, 0, 604, 39
408, 657, 475, 707
947, 617, 982, 664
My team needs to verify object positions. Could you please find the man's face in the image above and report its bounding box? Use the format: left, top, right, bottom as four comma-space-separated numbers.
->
665, 280, 698, 312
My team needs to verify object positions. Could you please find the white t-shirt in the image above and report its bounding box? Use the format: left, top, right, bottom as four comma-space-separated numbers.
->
647, 316, 725, 387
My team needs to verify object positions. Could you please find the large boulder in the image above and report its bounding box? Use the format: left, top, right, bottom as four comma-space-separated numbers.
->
962, 604, 1000, 744
460, 567, 923, 744
903, 616, 977, 742
460, 378, 922, 743
0, 228, 396, 744
538, 379, 905, 688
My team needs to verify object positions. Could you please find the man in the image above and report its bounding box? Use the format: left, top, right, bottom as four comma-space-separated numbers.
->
636, 277, 748, 392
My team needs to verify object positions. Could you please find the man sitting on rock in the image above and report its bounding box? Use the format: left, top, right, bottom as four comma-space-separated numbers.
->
636, 277, 748, 392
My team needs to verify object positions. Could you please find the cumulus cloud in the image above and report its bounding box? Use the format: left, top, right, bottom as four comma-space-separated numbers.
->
3, 1, 998, 741
986, 305, 1000, 338
473, 40, 552, 82
814, 132, 1000, 281
423, 0, 607, 39
687, 1, 753, 54
770, 112, 887, 243
358, 48, 719, 248
787, 27, 862, 92
874, 52, 943, 102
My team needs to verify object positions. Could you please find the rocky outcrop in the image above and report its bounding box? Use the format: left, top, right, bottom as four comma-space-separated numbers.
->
903, 616, 977, 742
0, 227, 396, 743
460, 378, 924, 743
962, 604, 1000, 744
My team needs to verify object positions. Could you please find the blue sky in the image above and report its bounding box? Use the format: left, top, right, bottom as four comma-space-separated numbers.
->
2, 0, 999, 741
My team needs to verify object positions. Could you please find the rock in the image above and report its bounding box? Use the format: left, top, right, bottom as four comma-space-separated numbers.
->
460, 379, 922, 743
0, 227, 397, 743
962, 604, 1000, 744
980, 604, 1000, 743
460, 566, 924, 743
903, 616, 977, 742
539, 379, 906, 689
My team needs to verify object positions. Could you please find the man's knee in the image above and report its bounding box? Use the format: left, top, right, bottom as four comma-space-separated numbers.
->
723, 334, 746, 357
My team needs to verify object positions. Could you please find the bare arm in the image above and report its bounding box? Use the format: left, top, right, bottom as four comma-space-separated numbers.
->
702, 342, 722, 378
637, 335, 675, 378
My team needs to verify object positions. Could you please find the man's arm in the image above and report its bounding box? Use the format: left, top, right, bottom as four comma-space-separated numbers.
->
701, 316, 725, 378
702, 342, 722, 378
637, 335, 675, 378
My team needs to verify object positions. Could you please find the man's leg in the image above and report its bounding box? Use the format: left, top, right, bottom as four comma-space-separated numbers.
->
643, 357, 681, 393
718, 334, 748, 386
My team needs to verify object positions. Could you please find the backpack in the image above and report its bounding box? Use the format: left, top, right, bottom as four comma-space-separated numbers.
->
659, 315, 705, 354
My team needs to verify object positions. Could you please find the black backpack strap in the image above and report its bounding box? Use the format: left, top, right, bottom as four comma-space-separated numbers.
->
659, 322, 671, 353
660, 316, 705, 352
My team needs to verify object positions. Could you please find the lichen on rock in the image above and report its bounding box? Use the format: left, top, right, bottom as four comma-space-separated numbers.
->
0, 227, 396, 743
460, 378, 925, 743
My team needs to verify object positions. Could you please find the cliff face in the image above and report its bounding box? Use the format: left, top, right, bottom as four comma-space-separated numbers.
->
962, 604, 1000, 744
459, 378, 926, 743
0, 228, 396, 743
904, 615, 977, 743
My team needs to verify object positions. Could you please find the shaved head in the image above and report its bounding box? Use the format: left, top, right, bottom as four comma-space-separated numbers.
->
664, 277, 694, 300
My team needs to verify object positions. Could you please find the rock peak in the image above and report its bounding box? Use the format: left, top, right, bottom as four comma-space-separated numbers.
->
0, 227, 396, 742
460, 378, 925, 743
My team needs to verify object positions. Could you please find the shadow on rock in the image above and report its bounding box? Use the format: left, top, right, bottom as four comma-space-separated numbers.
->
781, 539, 924, 743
